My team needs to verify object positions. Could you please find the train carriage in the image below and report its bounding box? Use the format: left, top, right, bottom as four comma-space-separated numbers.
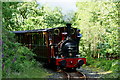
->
13, 23, 86, 70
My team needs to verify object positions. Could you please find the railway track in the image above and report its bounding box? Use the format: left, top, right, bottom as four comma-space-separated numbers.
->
61, 70, 87, 79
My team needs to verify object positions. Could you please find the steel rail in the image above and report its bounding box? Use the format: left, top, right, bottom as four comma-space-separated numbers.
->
61, 70, 87, 80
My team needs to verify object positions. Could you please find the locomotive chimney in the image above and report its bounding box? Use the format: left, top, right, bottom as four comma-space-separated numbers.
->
66, 23, 72, 37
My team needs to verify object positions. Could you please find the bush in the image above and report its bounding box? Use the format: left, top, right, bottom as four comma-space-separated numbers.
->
86, 57, 95, 66
110, 60, 120, 72
86, 57, 119, 71
86, 56, 120, 78
2, 28, 36, 77
100, 60, 112, 71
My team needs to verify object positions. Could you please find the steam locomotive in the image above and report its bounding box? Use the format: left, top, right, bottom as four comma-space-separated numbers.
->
13, 23, 86, 70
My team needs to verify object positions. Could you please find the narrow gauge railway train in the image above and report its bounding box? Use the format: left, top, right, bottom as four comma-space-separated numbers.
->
13, 23, 86, 70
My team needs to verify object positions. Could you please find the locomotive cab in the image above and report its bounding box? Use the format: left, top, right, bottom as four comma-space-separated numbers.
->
54, 23, 86, 70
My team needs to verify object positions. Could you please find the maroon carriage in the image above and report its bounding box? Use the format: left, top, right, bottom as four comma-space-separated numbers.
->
13, 23, 86, 70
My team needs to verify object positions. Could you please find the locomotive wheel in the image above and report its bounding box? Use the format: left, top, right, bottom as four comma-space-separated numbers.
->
56, 66, 62, 72
72, 68, 77, 71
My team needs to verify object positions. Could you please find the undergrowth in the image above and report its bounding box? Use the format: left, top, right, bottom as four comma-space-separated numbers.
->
86, 57, 120, 78
2, 28, 48, 78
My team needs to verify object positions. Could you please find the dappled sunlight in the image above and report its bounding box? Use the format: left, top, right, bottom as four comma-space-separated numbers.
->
97, 71, 112, 74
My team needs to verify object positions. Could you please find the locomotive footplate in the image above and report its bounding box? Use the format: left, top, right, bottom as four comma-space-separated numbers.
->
56, 58, 86, 69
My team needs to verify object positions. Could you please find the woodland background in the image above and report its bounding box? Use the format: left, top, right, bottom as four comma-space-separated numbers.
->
1, 1, 120, 78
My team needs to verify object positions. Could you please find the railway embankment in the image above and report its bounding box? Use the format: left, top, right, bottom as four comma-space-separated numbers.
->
82, 57, 120, 79
2, 29, 49, 78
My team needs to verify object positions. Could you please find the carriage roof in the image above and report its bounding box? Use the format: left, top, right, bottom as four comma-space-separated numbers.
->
12, 26, 72, 34
12, 29, 46, 33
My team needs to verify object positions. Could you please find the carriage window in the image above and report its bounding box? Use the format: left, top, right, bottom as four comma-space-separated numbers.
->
16, 34, 19, 42
24, 33, 32, 45
19, 34, 23, 43
33, 34, 38, 44
32, 33, 45, 46
17, 32, 46, 46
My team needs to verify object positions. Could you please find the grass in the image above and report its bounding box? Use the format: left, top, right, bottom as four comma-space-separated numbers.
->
85, 57, 120, 78
3, 66, 50, 78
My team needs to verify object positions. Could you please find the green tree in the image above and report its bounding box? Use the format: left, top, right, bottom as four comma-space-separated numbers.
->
75, 2, 119, 59
2, 2, 64, 31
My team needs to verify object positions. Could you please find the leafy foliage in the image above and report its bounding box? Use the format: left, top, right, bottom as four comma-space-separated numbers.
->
2, 2, 65, 31
2, 1, 120, 78
2, 1, 64, 78
74, 2, 119, 59
2, 28, 37, 77
74, 2, 119, 78
86, 57, 120, 78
